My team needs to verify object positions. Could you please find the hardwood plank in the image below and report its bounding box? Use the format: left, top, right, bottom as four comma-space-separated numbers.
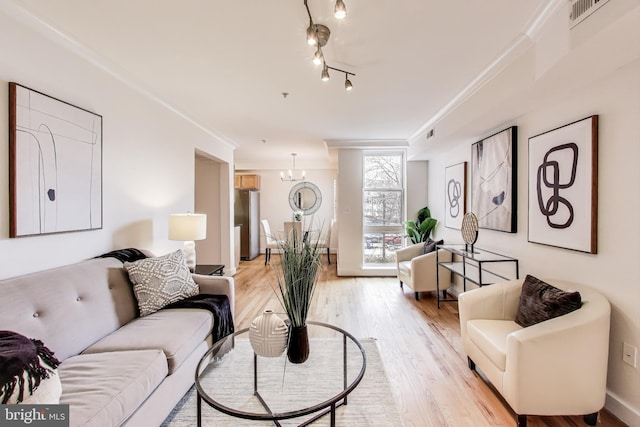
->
232, 255, 626, 427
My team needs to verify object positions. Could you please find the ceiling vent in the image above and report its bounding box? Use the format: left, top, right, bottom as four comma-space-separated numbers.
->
569, 0, 610, 29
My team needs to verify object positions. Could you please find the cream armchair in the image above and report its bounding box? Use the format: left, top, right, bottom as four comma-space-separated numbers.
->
458, 279, 610, 427
396, 243, 452, 300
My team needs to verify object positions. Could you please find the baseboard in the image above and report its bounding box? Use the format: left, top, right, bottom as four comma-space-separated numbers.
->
606, 389, 640, 426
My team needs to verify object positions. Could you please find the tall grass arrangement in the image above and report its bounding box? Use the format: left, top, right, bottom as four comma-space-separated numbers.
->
272, 226, 322, 328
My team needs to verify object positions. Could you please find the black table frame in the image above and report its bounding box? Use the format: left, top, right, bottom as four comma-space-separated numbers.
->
194, 264, 224, 276
436, 245, 519, 308
195, 321, 367, 427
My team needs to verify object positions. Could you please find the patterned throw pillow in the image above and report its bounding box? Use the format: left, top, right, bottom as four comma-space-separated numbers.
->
515, 275, 582, 327
124, 250, 199, 316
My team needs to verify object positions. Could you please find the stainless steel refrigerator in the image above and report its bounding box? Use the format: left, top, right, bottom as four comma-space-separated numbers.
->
234, 189, 260, 260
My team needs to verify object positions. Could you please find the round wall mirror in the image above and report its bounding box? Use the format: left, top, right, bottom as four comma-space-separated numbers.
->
289, 182, 322, 215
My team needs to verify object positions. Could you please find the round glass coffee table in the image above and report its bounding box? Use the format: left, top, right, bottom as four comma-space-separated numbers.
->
195, 321, 366, 426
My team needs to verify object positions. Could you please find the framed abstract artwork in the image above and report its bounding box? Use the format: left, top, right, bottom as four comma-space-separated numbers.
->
470, 126, 517, 233
528, 115, 598, 253
444, 162, 467, 229
9, 83, 103, 237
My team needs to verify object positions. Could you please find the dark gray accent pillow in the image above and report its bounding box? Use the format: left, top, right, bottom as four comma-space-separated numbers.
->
515, 275, 582, 328
422, 238, 443, 255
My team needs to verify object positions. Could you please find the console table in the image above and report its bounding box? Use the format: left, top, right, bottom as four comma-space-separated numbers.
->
435, 244, 519, 308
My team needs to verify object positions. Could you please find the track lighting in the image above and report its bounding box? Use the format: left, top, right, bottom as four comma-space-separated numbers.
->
334, 0, 347, 19
322, 65, 355, 90
302, 0, 356, 90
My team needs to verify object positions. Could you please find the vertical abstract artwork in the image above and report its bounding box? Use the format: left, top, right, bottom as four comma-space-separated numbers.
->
9, 83, 102, 237
471, 127, 517, 233
444, 162, 467, 229
528, 116, 598, 253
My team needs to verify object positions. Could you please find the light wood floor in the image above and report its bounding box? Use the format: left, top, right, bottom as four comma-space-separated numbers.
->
232, 255, 626, 427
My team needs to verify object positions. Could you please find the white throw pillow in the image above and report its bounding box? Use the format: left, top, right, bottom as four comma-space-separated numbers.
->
124, 250, 199, 316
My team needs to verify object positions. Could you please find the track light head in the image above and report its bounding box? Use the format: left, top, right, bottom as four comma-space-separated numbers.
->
345, 76, 353, 91
306, 25, 318, 45
321, 64, 330, 81
306, 24, 330, 47
312, 47, 323, 66
335, 0, 347, 19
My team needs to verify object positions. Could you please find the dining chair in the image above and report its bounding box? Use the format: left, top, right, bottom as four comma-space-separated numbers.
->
260, 219, 283, 265
317, 219, 335, 264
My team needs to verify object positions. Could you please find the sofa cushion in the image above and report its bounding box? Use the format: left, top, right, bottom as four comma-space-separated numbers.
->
82, 308, 213, 374
398, 261, 412, 276
515, 275, 582, 328
467, 319, 522, 371
59, 350, 167, 427
124, 250, 199, 316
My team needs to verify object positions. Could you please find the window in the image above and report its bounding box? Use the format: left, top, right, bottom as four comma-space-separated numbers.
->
362, 153, 405, 265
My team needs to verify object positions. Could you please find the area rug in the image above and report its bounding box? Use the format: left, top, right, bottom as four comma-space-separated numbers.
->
161, 338, 404, 426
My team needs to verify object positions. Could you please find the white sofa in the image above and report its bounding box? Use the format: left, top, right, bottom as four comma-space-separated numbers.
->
458, 278, 610, 427
396, 243, 452, 300
0, 253, 234, 427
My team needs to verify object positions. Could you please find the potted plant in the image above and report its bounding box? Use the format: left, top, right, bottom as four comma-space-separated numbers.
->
272, 226, 322, 363
405, 206, 437, 244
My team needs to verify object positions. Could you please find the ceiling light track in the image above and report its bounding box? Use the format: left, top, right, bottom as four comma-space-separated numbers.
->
302, 0, 356, 91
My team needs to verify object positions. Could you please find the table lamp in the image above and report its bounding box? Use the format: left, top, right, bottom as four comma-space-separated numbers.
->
168, 213, 207, 271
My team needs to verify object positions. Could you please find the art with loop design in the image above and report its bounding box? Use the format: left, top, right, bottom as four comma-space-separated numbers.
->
528, 115, 598, 254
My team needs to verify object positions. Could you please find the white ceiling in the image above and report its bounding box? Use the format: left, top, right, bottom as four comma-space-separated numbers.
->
6, 0, 629, 170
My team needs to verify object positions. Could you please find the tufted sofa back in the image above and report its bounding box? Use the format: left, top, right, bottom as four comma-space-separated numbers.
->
0, 257, 138, 361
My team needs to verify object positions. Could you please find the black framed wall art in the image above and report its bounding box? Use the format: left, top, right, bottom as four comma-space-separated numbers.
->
470, 126, 517, 233
528, 115, 598, 253
9, 82, 103, 237
444, 162, 467, 229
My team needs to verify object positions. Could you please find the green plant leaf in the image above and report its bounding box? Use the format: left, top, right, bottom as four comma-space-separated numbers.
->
417, 206, 431, 223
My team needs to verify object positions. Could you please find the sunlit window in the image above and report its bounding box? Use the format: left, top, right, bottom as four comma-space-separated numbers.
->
362, 153, 404, 265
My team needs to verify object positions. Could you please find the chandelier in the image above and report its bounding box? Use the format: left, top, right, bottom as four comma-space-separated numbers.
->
281, 153, 306, 182
303, 0, 356, 90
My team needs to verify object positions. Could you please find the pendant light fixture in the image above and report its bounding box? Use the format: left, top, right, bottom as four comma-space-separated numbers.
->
280, 153, 306, 182
303, 0, 355, 91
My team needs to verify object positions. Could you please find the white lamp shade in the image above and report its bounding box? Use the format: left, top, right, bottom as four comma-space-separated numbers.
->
168, 213, 207, 241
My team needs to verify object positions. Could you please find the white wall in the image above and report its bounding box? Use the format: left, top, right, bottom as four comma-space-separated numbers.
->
428, 59, 640, 424
406, 160, 429, 222
195, 156, 223, 267
237, 169, 336, 253
0, 9, 235, 279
